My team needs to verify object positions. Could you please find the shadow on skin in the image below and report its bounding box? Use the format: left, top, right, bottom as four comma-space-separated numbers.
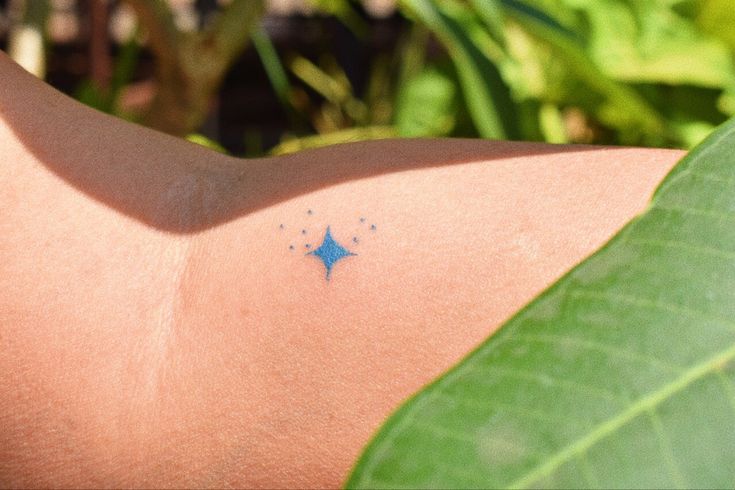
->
0, 51, 601, 234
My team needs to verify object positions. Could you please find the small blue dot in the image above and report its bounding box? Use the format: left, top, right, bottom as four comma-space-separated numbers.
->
370, 224, 376, 231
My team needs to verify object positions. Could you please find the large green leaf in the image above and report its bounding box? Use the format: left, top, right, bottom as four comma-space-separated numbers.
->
347, 117, 735, 488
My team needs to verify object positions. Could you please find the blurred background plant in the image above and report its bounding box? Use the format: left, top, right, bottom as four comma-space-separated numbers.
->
2, 0, 734, 156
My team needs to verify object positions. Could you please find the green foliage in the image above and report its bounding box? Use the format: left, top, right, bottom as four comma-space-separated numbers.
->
347, 115, 735, 488
394, 65, 458, 137
402, 0, 517, 139
696, 0, 735, 52
251, 25, 292, 112
270, 0, 735, 152
185, 133, 228, 153
499, 0, 667, 144
60, 0, 735, 152
580, 1, 734, 88
270, 126, 397, 155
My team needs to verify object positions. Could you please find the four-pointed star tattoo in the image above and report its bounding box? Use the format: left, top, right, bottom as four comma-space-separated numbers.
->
307, 226, 356, 280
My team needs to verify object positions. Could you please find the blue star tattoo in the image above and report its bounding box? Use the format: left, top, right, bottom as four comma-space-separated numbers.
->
307, 226, 356, 280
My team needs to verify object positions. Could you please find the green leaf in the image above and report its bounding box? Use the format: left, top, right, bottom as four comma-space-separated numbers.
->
538, 102, 568, 143
639, 84, 728, 149
252, 25, 291, 111
578, 0, 735, 88
269, 126, 397, 156
394, 65, 458, 137
185, 134, 228, 154
468, 0, 507, 45
307, 0, 369, 38
347, 117, 735, 488
697, 0, 735, 52
500, 0, 666, 141
402, 0, 517, 139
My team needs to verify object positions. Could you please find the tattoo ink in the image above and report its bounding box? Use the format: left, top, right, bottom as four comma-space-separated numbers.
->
307, 226, 356, 280
279, 210, 378, 279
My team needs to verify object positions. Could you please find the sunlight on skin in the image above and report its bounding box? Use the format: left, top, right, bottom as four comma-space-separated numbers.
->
0, 51, 683, 487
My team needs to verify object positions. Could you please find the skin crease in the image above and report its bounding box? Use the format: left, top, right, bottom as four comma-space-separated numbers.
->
0, 50, 684, 488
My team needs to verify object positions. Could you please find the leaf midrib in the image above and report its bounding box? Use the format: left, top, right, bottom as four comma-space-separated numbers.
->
508, 341, 735, 488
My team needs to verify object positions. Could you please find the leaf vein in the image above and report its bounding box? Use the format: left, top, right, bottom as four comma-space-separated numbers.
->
570, 289, 735, 331
628, 237, 735, 262
472, 365, 620, 402
434, 392, 560, 424
507, 343, 735, 488
515, 333, 682, 373
647, 408, 688, 488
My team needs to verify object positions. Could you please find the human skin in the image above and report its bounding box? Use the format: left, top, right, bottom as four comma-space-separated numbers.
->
0, 50, 683, 487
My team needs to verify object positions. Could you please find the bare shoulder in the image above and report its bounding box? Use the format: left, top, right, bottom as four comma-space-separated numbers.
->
178, 139, 684, 486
